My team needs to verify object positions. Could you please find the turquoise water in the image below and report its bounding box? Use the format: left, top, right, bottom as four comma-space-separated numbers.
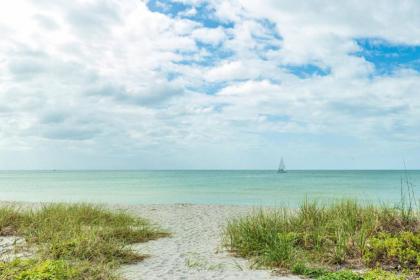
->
0, 170, 419, 206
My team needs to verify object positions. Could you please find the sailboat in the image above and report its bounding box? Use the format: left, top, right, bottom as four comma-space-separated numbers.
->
277, 157, 286, 173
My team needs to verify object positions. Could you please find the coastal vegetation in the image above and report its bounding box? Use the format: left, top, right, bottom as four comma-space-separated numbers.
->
0, 204, 168, 279
225, 196, 419, 279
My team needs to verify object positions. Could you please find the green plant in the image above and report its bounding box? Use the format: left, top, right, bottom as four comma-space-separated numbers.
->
363, 268, 406, 280
0, 259, 77, 280
0, 207, 24, 236
363, 231, 420, 268
0, 204, 168, 280
317, 270, 363, 280
261, 232, 297, 266
363, 231, 420, 269
291, 262, 329, 278
225, 199, 419, 278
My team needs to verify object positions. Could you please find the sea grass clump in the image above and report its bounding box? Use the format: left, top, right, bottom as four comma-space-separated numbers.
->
225, 199, 419, 279
0, 203, 168, 280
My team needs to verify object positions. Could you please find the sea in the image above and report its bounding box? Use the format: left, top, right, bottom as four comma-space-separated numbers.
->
0, 170, 419, 207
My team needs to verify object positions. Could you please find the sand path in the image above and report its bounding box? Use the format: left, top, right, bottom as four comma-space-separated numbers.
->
120, 204, 302, 280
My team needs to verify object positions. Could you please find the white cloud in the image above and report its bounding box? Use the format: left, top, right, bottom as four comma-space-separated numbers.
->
236, 0, 420, 66
192, 26, 226, 45
0, 0, 419, 169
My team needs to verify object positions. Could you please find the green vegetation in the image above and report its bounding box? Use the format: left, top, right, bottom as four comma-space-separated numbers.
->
225, 199, 419, 279
0, 259, 79, 280
317, 270, 363, 280
363, 231, 419, 269
291, 262, 407, 280
363, 269, 407, 280
291, 262, 329, 278
0, 204, 168, 280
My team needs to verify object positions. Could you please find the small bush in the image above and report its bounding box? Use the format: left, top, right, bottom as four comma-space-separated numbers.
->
317, 270, 363, 280
9, 204, 167, 264
41, 230, 144, 264
290, 264, 408, 280
291, 264, 364, 280
363, 268, 406, 280
0, 259, 77, 280
0, 207, 24, 236
291, 262, 329, 278
363, 231, 420, 269
0, 259, 120, 280
261, 232, 297, 266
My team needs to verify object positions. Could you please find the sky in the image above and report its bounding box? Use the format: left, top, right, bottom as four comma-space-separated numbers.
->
0, 0, 419, 170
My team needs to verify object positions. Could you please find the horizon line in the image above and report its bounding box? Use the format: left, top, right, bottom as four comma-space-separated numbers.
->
0, 169, 419, 172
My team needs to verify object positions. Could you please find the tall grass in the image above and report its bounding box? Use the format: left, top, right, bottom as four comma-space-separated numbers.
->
399, 169, 419, 225
0, 203, 168, 279
225, 199, 419, 279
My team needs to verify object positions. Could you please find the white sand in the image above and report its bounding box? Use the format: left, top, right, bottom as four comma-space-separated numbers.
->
0, 236, 31, 262
119, 204, 302, 280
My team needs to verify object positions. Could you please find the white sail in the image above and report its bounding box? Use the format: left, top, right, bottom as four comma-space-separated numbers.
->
278, 157, 286, 173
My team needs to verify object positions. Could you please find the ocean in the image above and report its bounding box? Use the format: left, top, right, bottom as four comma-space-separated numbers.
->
0, 170, 419, 207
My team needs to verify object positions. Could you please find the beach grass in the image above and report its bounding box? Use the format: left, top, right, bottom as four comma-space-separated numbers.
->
0, 203, 169, 280
224, 199, 419, 279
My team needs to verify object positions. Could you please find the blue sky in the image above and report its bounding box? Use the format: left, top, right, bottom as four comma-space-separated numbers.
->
0, 0, 420, 169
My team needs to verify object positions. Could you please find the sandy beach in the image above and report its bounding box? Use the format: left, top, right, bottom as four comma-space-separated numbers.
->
118, 204, 302, 280
0, 201, 301, 279
4, 201, 418, 279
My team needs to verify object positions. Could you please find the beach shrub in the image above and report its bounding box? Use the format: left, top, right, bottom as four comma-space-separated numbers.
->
363, 231, 420, 269
291, 262, 329, 278
14, 204, 167, 264
225, 199, 419, 279
0, 206, 24, 236
290, 264, 407, 280
317, 270, 363, 280
262, 232, 298, 266
363, 268, 406, 280
42, 230, 145, 264
0, 204, 168, 280
291, 263, 364, 280
0, 259, 120, 280
0, 259, 77, 280
225, 209, 296, 266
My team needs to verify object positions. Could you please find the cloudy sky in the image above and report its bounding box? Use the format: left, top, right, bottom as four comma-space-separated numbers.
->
0, 0, 419, 170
